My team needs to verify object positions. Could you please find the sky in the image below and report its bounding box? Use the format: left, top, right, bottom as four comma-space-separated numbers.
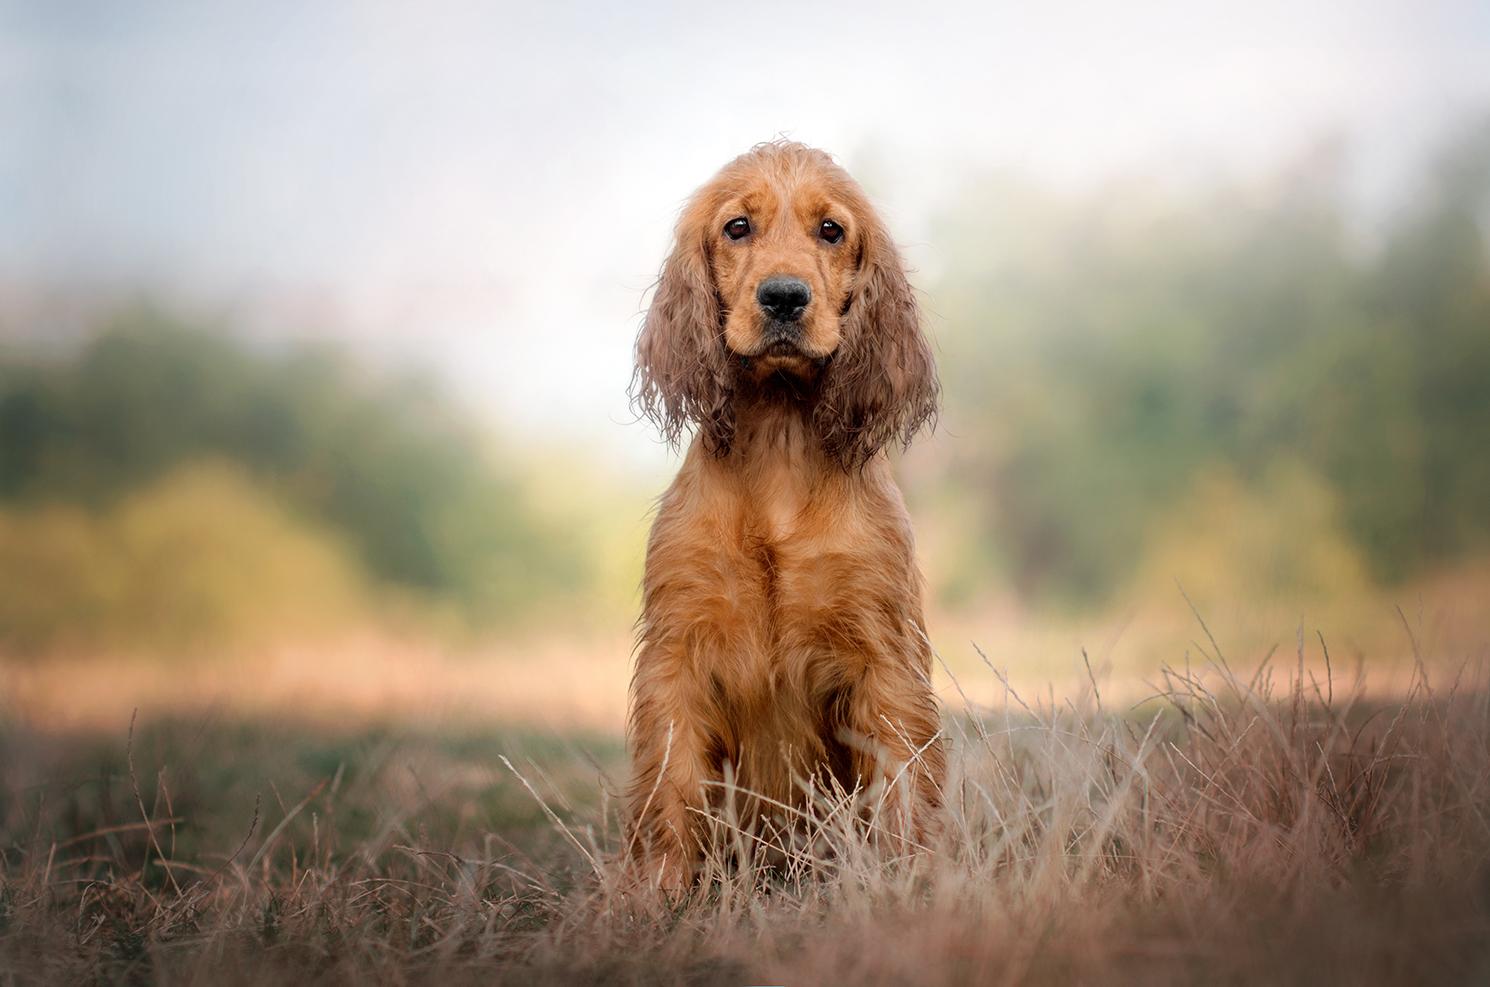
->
4, 0, 1490, 469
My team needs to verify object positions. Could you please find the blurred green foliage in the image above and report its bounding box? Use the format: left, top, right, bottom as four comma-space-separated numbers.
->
0, 312, 590, 647
925, 123, 1490, 608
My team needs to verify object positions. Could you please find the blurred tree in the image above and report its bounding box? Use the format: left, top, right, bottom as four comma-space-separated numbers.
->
0, 311, 588, 622
1369, 124, 1490, 570
924, 121, 1490, 608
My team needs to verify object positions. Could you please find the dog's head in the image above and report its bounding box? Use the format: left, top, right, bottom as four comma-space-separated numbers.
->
633, 142, 937, 468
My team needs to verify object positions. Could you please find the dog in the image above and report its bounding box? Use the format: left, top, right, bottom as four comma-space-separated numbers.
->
627, 141, 943, 887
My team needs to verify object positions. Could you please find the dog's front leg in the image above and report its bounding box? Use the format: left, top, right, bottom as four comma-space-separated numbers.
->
624, 646, 717, 890
840, 656, 945, 850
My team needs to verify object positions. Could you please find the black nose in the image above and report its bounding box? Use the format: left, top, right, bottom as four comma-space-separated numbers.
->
756, 276, 812, 322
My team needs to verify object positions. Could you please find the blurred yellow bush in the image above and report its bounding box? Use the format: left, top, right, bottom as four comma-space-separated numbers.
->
1129, 460, 1371, 609
0, 460, 365, 657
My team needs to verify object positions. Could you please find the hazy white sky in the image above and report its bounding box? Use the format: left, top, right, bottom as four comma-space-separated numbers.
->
4, 0, 1489, 468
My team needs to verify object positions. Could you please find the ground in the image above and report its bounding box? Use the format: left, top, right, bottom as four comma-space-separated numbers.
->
4, 627, 1490, 984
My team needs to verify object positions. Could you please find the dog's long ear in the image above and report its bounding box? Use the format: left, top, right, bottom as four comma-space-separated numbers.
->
632, 201, 734, 454
814, 211, 938, 468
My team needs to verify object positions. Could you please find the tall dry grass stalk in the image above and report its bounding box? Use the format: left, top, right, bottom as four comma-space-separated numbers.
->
3, 626, 1489, 984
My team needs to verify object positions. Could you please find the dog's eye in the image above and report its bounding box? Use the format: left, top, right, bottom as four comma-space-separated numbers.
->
723, 217, 751, 240
819, 219, 844, 244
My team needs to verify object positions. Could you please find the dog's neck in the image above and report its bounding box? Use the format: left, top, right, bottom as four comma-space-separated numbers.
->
733, 400, 816, 461
727, 370, 822, 459
712, 394, 829, 540
717, 378, 851, 526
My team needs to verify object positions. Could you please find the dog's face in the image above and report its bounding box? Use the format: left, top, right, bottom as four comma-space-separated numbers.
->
633, 142, 938, 467
708, 165, 859, 377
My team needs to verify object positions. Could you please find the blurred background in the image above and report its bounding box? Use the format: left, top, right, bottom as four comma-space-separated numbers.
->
3, 0, 1489, 731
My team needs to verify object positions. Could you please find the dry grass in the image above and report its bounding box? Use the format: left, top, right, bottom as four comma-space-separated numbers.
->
4, 623, 1490, 985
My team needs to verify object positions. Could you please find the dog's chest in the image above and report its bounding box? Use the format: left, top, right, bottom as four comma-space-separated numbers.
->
651, 443, 914, 694
736, 478, 902, 671
739, 461, 858, 581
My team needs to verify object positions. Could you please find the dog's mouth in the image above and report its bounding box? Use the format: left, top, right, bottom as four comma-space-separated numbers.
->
734, 335, 834, 370
762, 339, 805, 358
734, 348, 834, 378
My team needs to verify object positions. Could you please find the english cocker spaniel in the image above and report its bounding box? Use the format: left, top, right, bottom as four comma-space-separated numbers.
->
628, 141, 943, 887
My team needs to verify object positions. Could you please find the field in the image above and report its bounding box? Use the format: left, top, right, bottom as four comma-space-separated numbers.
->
4, 608, 1490, 985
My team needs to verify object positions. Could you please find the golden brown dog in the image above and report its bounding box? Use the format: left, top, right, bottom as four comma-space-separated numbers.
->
627, 141, 943, 886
